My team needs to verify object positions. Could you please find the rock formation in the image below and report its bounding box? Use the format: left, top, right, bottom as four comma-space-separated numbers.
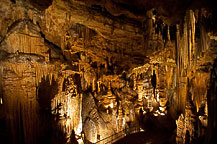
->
0, 0, 217, 144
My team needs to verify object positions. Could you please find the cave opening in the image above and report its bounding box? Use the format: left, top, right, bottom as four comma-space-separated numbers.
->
37, 77, 58, 111
37, 77, 67, 144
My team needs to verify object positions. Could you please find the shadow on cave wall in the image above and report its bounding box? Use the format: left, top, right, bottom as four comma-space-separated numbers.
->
0, 76, 68, 144
0, 86, 8, 143
36, 77, 67, 144
205, 58, 217, 144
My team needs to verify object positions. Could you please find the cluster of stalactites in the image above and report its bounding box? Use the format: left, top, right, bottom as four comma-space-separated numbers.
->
0, 62, 58, 87
50, 76, 83, 143
176, 9, 211, 78
35, 63, 59, 87
173, 9, 212, 112
176, 10, 196, 77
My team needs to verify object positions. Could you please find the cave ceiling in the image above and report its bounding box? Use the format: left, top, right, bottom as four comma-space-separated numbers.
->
0, 0, 215, 97
0, 1, 215, 100
1, 0, 216, 74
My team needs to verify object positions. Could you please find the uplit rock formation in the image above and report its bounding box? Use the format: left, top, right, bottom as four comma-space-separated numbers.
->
0, 0, 217, 144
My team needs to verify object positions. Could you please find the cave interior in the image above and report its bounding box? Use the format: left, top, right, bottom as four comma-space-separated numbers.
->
0, 0, 217, 144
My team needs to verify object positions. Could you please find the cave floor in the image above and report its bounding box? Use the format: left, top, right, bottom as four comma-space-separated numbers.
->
114, 127, 175, 144
114, 113, 177, 144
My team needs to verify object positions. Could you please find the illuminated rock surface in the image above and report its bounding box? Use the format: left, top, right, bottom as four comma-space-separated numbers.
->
0, 0, 217, 144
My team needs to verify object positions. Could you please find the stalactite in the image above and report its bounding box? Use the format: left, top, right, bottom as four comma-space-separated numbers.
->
97, 81, 100, 93
188, 20, 192, 70
183, 21, 188, 70
200, 16, 210, 58
53, 72, 57, 82
176, 24, 180, 76
78, 63, 81, 72
105, 61, 107, 71
108, 56, 111, 66
191, 10, 196, 66
167, 25, 171, 41
0, 65, 4, 75
133, 74, 136, 90
92, 79, 95, 91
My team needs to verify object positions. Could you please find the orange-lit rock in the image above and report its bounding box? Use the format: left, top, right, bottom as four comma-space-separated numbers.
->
0, 0, 217, 144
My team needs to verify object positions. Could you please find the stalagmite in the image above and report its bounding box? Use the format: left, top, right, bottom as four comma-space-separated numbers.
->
118, 102, 123, 132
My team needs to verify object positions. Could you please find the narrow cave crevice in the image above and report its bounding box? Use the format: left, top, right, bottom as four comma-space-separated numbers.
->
37, 77, 68, 144
10, 0, 16, 4
37, 77, 58, 111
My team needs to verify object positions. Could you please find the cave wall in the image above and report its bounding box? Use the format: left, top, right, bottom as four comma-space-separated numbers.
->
0, 9, 72, 143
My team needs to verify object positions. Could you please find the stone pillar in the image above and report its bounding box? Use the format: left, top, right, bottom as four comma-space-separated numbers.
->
133, 74, 137, 90
137, 83, 143, 101
118, 102, 123, 132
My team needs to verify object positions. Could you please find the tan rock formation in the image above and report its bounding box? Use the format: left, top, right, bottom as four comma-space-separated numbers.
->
0, 1, 216, 144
